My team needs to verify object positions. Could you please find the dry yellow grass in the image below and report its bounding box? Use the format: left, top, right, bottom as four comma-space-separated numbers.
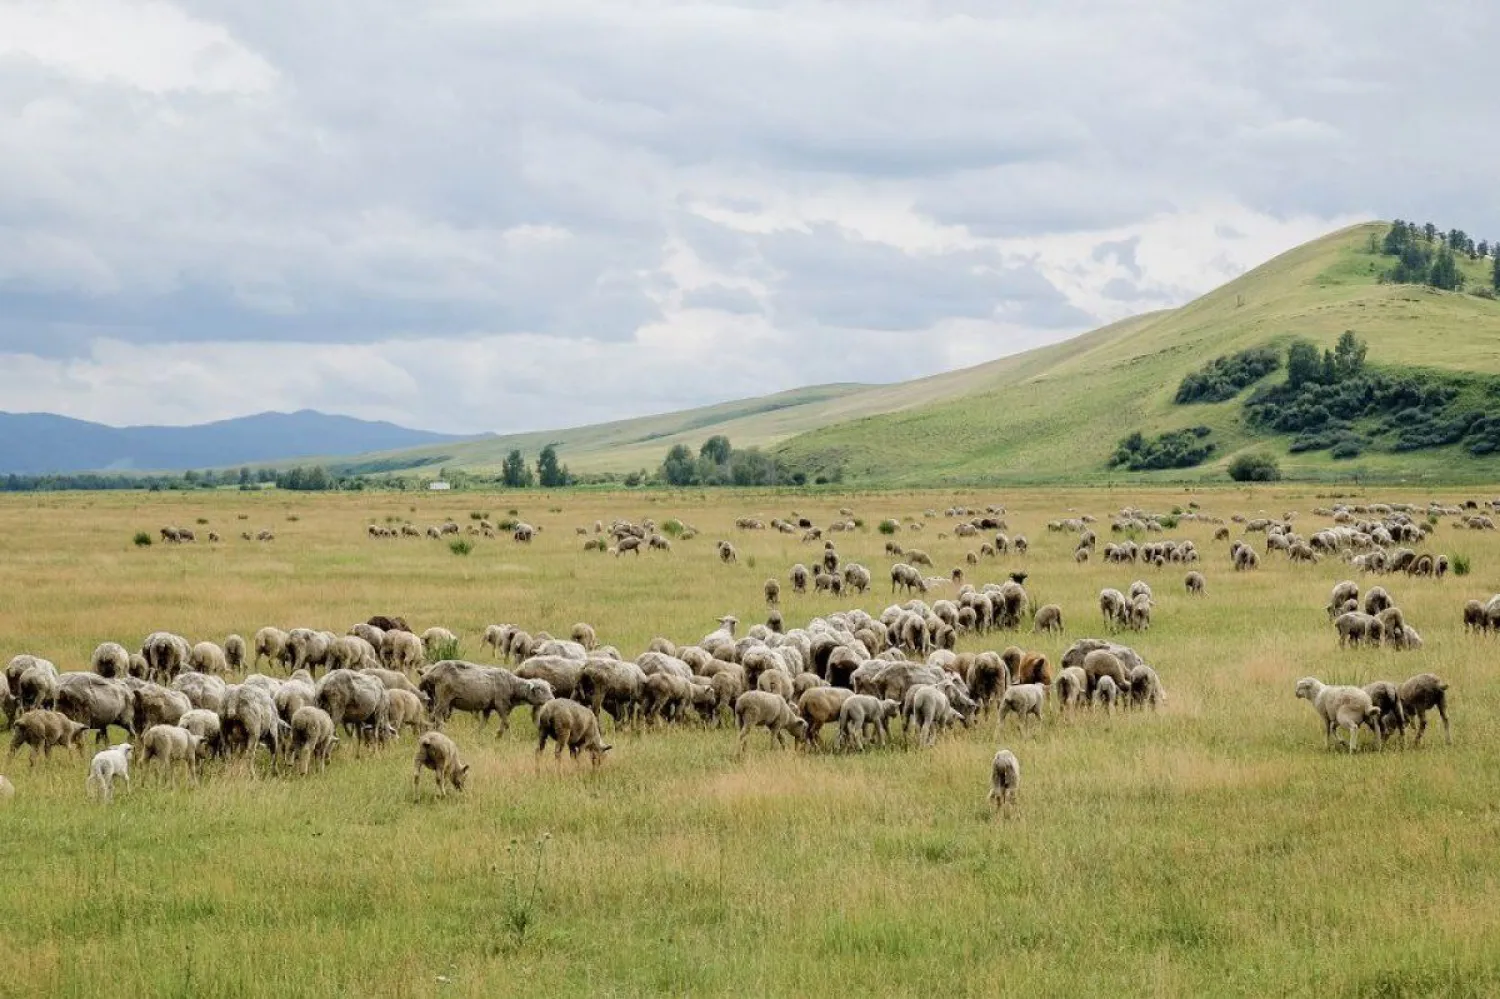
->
2, 485, 1499, 997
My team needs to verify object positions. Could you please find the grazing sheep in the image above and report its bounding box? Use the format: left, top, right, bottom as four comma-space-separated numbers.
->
1294, 677, 1381, 753
1185, 571, 1206, 595
383, 630, 425, 672
1126, 665, 1165, 710
997, 684, 1046, 730
570, 623, 598, 651
797, 687, 855, 748
55, 673, 135, 745
254, 627, 289, 669
291, 706, 339, 775
412, 731, 469, 798
1128, 593, 1153, 631
1081, 650, 1129, 697
421, 628, 459, 658
735, 690, 809, 753
1397, 673, 1451, 747
190, 641, 229, 675
1054, 666, 1087, 712
385, 688, 429, 738
86, 743, 133, 802
1462, 599, 1487, 632
140, 725, 202, 784
8, 710, 88, 764
90, 643, 131, 680
1099, 589, 1129, 630
178, 709, 224, 758
1334, 611, 1381, 648
1362, 681, 1405, 748
1032, 604, 1063, 634
1094, 675, 1120, 711
535, 698, 612, 767
224, 635, 247, 670
790, 564, 809, 593
835, 695, 900, 751
1363, 586, 1393, 616
764, 578, 781, 607
904, 685, 962, 747
988, 749, 1020, 813
316, 670, 391, 751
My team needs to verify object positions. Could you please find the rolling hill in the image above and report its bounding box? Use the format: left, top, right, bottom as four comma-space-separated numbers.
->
0, 410, 477, 475
320, 221, 1500, 485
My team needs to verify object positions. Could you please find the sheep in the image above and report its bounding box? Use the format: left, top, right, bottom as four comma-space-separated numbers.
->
316, 670, 391, 751
1054, 666, 1088, 712
1398, 673, 1451, 747
172, 672, 228, 713
1294, 677, 1381, 753
291, 706, 339, 774
140, 725, 202, 785
1463, 599, 1488, 632
988, 749, 1020, 814
383, 630, 425, 672
1099, 589, 1129, 630
412, 730, 469, 798
997, 684, 1046, 730
764, 578, 781, 607
55, 673, 135, 745
535, 698, 612, 767
1376, 607, 1412, 648
835, 695, 900, 751
190, 641, 229, 675
131, 682, 192, 734
797, 687, 855, 748
790, 564, 810, 593
903, 684, 962, 747
90, 643, 131, 680
717, 541, 738, 564
178, 709, 224, 758
735, 690, 809, 753
1362, 681, 1405, 748
1185, 571, 1206, 595
224, 634, 247, 670
1081, 649, 1129, 697
385, 688, 429, 738
8, 710, 89, 765
86, 743, 133, 802
1126, 665, 1165, 710
570, 623, 598, 651
1128, 593, 1153, 631
421, 628, 459, 658
1094, 675, 1120, 711
1032, 604, 1063, 634
1334, 611, 1381, 648
17, 659, 59, 712
517, 656, 584, 700
221, 684, 284, 776
254, 627, 289, 668
1363, 586, 1393, 616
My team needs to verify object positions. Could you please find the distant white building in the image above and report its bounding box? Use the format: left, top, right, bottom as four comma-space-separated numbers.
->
428, 480, 451, 491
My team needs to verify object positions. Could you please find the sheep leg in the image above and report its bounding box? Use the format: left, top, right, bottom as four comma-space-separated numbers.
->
1413, 712, 1427, 747
1438, 703, 1452, 745
1346, 722, 1358, 754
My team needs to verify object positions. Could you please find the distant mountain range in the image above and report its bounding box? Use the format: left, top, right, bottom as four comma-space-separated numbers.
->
0, 410, 479, 475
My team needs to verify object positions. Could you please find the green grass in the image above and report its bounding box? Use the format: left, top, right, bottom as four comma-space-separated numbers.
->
3, 486, 1500, 996
774, 223, 1500, 484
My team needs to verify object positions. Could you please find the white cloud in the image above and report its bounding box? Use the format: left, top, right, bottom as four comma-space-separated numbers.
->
0, 0, 1495, 432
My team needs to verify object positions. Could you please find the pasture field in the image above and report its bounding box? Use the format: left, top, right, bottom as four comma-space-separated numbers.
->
2, 485, 1500, 998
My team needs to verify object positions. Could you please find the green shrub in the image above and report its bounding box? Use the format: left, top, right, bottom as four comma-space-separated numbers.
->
449, 539, 474, 556
1228, 452, 1282, 482
1451, 554, 1471, 576
196, 517, 209, 525
427, 637, 462, 662
1110, 427, 1215, 471
878, 519, 900, 535
469, 511, 490, 521
1175, 346, 1281, 403
497, 517, 519, 531
133, 531, 152, 547
662, 519, 686, 537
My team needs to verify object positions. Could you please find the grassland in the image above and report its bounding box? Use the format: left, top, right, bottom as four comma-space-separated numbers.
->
3, 485, 1500, 997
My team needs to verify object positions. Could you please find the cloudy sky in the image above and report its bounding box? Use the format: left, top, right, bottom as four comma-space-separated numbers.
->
2, 1, 1497, 433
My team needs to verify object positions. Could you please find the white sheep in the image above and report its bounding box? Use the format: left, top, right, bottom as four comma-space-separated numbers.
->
988, 749, 1020, 814
1294, 677, 1380, 753
997, 683, 1047, 731
86, 743, 133, 803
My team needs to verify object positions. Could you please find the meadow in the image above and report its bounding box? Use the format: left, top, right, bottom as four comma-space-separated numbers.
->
2, 484, 1499, 998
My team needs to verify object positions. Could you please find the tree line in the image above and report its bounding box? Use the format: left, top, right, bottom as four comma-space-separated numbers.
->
1376, 219, 1500, 292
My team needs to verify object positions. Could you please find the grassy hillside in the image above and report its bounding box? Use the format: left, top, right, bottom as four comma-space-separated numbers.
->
774, 223, 1500, 485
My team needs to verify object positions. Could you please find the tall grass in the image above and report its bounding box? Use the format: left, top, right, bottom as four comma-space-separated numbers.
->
0, 486, 1498, 997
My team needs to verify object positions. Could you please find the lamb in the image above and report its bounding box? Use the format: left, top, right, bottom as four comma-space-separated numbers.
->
997, 683, 1046, 730
790, 564, 809, 593
224, 634, 247, 670
904, 684, 962, 747
1099, 589, 1129, 630
1398, 673, 1451, 747
90, 642, 131, 679
1185, 571, 1206, 595
385, 688, 428, 737
1128, 593, 1152, 631
1094, 675, 1120, 711
481, 624, 512, 659
412, 730, 469, 798
1362, 681, 1405, 748
535, 698, 612, 767
1081, 649, 1129, 697
86, 743, 132, 803
1032, 604, 1063, 634
988, 749, 1020, 814
291, 706, 338, 775
835, 694, 900, 751
1294, 677, 1381, 753
735, 690, 809, 753
8, 710, 89, 765
139, 725, 203, 784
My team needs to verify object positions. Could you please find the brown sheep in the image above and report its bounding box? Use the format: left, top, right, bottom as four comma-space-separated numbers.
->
412, 730, 469, 798
535, 698, 612, 767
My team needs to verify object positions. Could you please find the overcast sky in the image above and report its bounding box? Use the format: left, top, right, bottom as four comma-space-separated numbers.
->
2, 1, 1496, 433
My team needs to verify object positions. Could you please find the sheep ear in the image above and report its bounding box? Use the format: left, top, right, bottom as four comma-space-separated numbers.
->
601, 745, 613, 753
